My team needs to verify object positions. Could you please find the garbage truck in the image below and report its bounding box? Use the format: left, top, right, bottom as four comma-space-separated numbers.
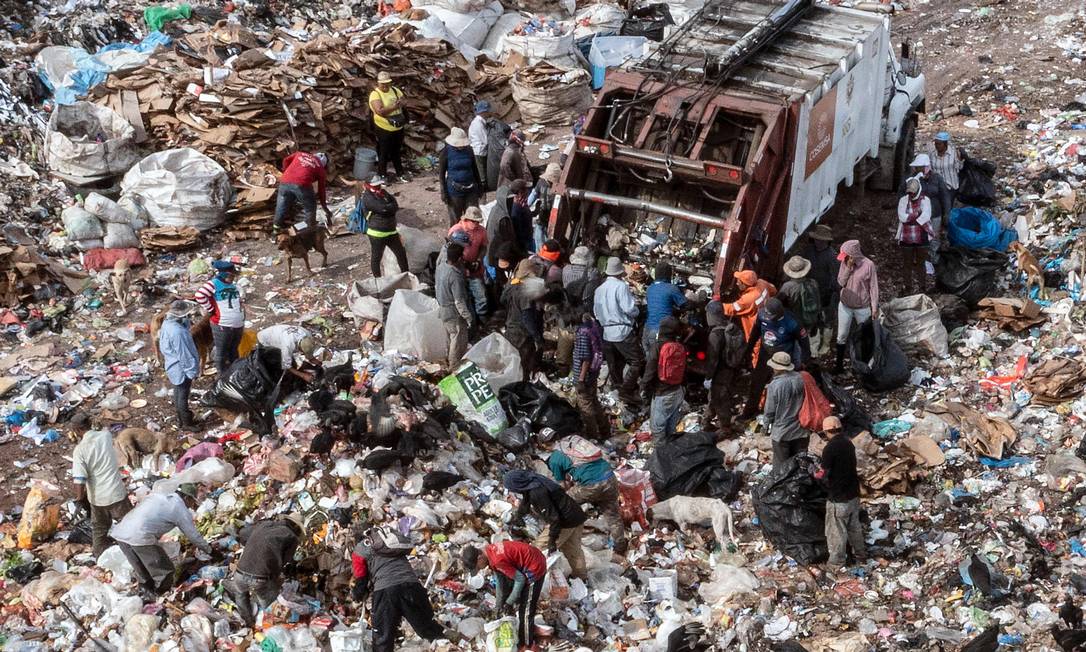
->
548, 0, 925, 295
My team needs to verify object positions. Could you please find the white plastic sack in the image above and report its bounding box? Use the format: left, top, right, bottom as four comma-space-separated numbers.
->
381, 225, 444, 277
153, 457, 236, 494
383, 290, 448, 362
63, 577, 142, 622
438, 361, 510, 437
45, 102, 138, 184
96, 545, 134, 585
481, 12, 527, 57
881, 294, 949, 358
484, 618, 518, 652
103, 222, 140, 249
573, 3, 627, 38
329, 625, 372, 652
85, 192, 135, 225
124, 614, 160, 652
75, 238, 104, 251
698, 564, 760, 604
504, 29, 578, 66
417, 1, 503, 49
426, 0, 488, 11
61, 205, 104, 241
511, 65, 593, 125
180, 614, 213, 652
117, 194, 150, 230
464, 333, 523, 391
120, 148, 233, 231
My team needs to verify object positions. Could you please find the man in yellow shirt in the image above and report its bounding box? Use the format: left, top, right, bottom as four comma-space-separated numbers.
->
369, 71, 407, 181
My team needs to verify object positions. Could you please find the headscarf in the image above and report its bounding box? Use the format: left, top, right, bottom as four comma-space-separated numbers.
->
839, 239, 866, 261
503, 469, 559, 494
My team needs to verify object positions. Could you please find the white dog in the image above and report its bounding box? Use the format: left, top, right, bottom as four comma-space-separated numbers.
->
650, 496, 737, 547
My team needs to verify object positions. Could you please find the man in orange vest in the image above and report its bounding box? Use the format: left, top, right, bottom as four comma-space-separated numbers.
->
722, 269, 777, 418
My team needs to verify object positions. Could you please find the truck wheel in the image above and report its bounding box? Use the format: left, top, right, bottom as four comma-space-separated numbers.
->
893, 113, 916, 189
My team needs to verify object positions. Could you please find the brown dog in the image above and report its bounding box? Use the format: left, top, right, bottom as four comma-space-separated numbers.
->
150, 308, 213, 373
114, 427, 177, 469
111, 259, 132, 314
1009, 241, 1046, 299
276, 226, 329, 282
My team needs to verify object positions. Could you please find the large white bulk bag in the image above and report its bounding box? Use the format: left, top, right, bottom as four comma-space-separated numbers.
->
45, 102, 138, 184
120, 148, 234, 232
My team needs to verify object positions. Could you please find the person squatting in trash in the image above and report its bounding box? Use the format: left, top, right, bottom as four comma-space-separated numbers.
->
571, 312, 610, 439
351, 526, 453, 652
548, 435, 627, 554
814, 415, 867, 569
158, 299, 202, 430
503, 469, 588, 581
224, 513, 303, 626
70, 412, 131, 557
641, 316, 688, 441
274, 150, 332, 230
109, 483, 211, 595
194, 260, 244, 374
256, 323, 321, 383
462, 540, 547, 648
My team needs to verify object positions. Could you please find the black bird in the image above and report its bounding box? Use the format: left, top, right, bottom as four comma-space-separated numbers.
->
1062, 595, 1084, 630
960, 625, 998, 652
422, 471, 464, 493
1052, 625, 1086, 651
361, 448, 405, 472
348, 413, 368, 445
307, 387, 334, 412
666, 623, 712, 652
309, 427, 335, 457
323, 352, 356, 393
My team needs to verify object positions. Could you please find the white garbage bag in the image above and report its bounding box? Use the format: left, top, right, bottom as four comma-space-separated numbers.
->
120, 148, 234, 231
381, 225, 444, 277
438, 361, 510, 437
103, 222, 140, 249
383, 289, 448, 362
416, 1, 504, 49
96, 545, 134, 586
573, 3, 627, 38
697, 564, 760, 604
85, 192, 136, 224
329, 624, 372, 652
153, 457, 236, 494
504, 28, 580, 67
61, 205, 104, 241
464, 333, 523, 392
481, 12, 527, 57
881, 294, 949, 359
45, 102, 138, 184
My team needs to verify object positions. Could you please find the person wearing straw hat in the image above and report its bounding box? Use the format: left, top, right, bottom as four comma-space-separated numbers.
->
763, 351, 809, 471
159, 299, 202, 430
593, 257, 644, 407
448, 206, 490, 320
778, 255, 822, 348
369, 71, 407, 181
225, 513, 304, 626
800, 224, 839, 356
438, 127, 484, 226
110, 483, 211, 596
468, 99, 493, 183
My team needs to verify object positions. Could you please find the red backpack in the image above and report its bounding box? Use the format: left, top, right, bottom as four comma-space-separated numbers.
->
657, 341, 687, 385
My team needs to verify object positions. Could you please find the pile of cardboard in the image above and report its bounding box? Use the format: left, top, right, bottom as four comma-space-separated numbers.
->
92, 21, 493, 216
0, 245, 88, 307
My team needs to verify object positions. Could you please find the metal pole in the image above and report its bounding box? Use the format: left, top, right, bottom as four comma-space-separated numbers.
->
565, 188, 727, 229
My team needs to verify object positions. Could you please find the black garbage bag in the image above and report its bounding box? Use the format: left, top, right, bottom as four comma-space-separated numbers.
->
647, 431, 742, 501
848, 320, 909, 393
935, 246, 1006, 307
202, 346, 284, 434
958, 157, 998, 207
5, 559, 44, 584
497, 417, 532, 452
932, 293, 970, 331
68, 517, 93, 545
620, 3, 674, 41
810, 368, 871, 438
752, 453, 827, 564
498, 381, 583, 437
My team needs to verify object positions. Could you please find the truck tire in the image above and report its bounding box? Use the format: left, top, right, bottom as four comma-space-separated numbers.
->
893, 113, 917, 189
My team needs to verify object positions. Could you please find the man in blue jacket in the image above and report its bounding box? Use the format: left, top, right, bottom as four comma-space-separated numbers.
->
745, 297, 810, 417
158, 300, 201, 430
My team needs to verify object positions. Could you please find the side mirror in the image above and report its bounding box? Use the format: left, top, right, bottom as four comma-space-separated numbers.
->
897, 70, 907, 86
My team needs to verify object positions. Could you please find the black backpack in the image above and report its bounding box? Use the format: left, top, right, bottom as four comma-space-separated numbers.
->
723, 320, 747, 369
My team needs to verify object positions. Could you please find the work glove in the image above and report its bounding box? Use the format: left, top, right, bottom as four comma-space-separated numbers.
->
703, 379, 712, 390
351, 579, 369, 603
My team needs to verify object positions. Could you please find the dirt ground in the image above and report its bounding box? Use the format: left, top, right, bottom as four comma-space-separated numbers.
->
0, 0, 1080, 513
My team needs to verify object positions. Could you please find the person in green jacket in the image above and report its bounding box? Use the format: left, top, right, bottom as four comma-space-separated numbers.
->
547, 436, 626, 555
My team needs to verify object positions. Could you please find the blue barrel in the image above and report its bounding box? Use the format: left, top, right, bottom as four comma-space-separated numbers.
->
353, 147, 378, 181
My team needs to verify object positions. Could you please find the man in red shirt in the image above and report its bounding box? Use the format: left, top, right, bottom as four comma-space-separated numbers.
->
448, 206, 489, 319
462, 540, 546, 648
275, 151, 332, 230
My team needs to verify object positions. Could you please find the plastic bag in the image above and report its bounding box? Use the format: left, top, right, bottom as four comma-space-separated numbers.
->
798, 370, 832, 432
615, 467, 657, 527
416, 1, 503, 49
647, 431, 741, 501
439, 361, 509, 437
810, 368, 871, 438
947, 207, 1017, 252
202, 346, 283, 433
16, 480, 62, 549
697, 564, 760, 604
497, 417, 532, 452
103, 222, 140, 249
97, 545, 134, 585
120, 148, 233, 231
935, 246, 1006, 307
153, 457, 236, 494
328, 624, 372, 652
619, 3, 673, 41
383, 290, 447, 363
464, 333, 523, 391
124, 613, 160, 652
882, 294, 949, 358
848, 320, 909, 393
61, 205, 104, 241
751, 453, 827, 564
511, 63, 593, 126
381, 225, 444, 278
85, 193, 135, 225
498, 381, 583, 436
180, 614, 213, 652
484, 618, 518, 652
45, 102, 138, 184
958, 157, 997, 207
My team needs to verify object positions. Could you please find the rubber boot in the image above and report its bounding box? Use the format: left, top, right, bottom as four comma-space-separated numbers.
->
834, 344, 847, 374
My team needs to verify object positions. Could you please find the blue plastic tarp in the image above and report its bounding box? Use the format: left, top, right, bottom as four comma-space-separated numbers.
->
947, 206, 1018, 252
38, 31, 171, 105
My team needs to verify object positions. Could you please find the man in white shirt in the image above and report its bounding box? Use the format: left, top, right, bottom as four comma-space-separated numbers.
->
926, 131, 963, 196
592, 257, 644, 408
110, 484, 211, 594
256, 324, 319, 380
469, 100, 491, 188
69, 413, 130, 556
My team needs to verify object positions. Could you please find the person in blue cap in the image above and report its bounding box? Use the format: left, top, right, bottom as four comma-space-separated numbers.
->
926, 131, 963, 202
194, 260, 245, 374
468, 100, 492, 185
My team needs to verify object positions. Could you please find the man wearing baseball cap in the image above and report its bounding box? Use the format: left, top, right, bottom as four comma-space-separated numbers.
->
369, 71, 407, 181
275, 150, 331, 230
194, 260, 245, 374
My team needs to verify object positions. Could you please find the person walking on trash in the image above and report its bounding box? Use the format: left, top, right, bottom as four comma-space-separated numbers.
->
503, 469, 588, 581
194, 261, 244, 375
462, 540, 547, 648
158, 299, 202, 430
763, 351, 810, 471
224, 513, 303, 627
897, 176, 934, 296
70, 411, 131, 557
274, 150, 332, 230
814, 415, 867, 570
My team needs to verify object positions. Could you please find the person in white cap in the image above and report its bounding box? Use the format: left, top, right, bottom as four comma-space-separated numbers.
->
438, 127, 483, 226
355, 174, 408, 279
369, 71, 407, 180
275, 151, 332, 230
906, 152, 951, 263
763, 351, 809, 471
593, 257, 644, 407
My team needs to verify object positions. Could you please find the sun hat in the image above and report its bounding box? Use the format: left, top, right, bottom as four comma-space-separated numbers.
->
767, 351, 794, 371
783, 255, 811, 279
445, 127, 469, 148
810, 224, 833, 241
604, 257, 625, 277
570, 246, 592, 266
377, 71, 392, 84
